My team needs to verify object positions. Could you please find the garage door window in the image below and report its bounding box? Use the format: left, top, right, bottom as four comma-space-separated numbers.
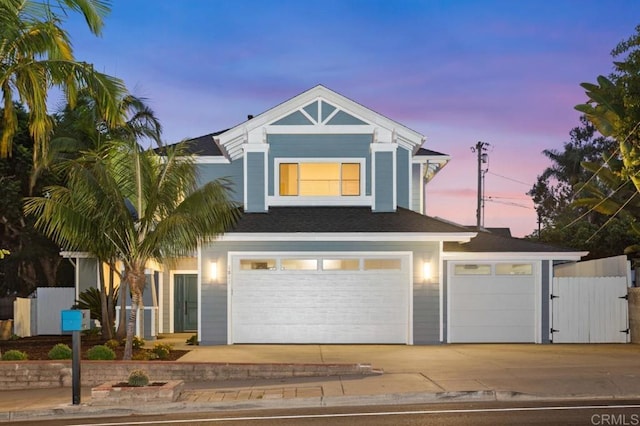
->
496, 263, 533, 275
240, 259, 276, 270
454, 264, 491, 275
282, 259, 318, 270
322, 259, 360, 271
364, 259, 401, 270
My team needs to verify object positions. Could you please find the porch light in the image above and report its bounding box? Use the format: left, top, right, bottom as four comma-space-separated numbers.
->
209, 261, 218, 282
422, 261, 432, 282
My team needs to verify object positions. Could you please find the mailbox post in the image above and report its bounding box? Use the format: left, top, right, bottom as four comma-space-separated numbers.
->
61, 309, 89, 405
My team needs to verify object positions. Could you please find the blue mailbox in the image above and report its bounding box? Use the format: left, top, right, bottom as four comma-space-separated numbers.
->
61, 310, 89, 332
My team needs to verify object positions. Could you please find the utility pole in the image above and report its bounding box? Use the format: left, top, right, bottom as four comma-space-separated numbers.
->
471, 141, 490, 229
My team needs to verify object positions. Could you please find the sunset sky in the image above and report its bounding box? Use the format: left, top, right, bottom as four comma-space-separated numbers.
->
63, 0, 640, 237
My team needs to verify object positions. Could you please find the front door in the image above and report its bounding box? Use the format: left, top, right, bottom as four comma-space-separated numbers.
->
174, 274, 198, 332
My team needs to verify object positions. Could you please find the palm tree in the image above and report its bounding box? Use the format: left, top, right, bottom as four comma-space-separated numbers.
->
24, 140, 240, 359
44, 92, 163, 340
1, 0, 125, 171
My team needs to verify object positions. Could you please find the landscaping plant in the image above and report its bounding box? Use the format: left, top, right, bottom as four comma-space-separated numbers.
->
87, 345, 116, 360
48, 343, 72, 360
127, 369, 150, 387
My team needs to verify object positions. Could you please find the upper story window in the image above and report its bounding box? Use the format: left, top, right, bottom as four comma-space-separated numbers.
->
279, 162, 360, 196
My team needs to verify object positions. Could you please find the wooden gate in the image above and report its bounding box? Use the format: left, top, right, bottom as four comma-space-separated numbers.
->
551, 277, 628, 343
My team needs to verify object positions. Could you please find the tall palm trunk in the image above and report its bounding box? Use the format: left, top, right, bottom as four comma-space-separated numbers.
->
123, 267, 145, 360
98, 263, 113, 340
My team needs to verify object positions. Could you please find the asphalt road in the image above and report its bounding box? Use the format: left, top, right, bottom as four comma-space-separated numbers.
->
14, 400, 640, 426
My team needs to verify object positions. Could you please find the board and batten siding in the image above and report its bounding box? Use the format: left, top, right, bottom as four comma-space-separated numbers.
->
373, 151, 395, 212
244, 152, 266, 212
396, 147, 410, 210
411, 163, 422, 214
199, 240, 441, 345
266, 134, 373, 197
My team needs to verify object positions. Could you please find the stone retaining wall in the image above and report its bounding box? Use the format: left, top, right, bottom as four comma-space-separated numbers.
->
0, 361, 378, 390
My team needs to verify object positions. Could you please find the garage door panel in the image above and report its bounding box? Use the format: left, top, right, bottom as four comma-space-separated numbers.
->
231, 254, 410, 344
450, 309, 535, 326
449, 263, 536, 343
451, 294, 535, 310
451, 280, 534, 295
452, 326, 534, 343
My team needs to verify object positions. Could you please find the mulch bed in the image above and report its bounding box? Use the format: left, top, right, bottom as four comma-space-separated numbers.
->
0, 335, 189, 361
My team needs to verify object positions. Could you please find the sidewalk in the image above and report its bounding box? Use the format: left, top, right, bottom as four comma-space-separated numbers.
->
2, 343, 640, 422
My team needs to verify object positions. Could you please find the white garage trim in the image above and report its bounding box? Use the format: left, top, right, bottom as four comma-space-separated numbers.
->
447, 261, 541, 343
227, 251, 413, 344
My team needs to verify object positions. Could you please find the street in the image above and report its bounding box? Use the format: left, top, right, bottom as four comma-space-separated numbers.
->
14, 400, 640, 426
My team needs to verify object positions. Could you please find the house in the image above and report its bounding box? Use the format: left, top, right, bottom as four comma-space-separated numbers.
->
65, 85, 588, 344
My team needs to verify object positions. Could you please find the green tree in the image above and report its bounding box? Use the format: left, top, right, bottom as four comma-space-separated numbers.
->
0, 103, 73, 296
0, 0, 125, 172
575, 24, 640, 255
45, 92, 162, 340
24, 140, 240, 359
527, 116, 638, 258
576, 24, 640, 195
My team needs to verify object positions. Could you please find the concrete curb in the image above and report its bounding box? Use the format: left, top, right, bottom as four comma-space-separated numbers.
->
4, 390, 640, 423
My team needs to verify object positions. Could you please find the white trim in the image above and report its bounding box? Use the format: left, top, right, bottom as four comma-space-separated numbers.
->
272, 158, 368, 206
158, 272, 164, 334
266, 125, 376, 134
193, 156, 230, 164
227, 250, 414, 345
197, 242, 202, 343
216, 86, 425, 161
534, 261, 542, 344
442, 251, 587, 261
217, 232, 475, 242
60, 251, 92, 258
169, 269, 198, 334
438, 240, 444, 343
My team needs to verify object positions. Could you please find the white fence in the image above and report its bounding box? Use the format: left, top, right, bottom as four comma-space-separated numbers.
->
551, 277, 629, 343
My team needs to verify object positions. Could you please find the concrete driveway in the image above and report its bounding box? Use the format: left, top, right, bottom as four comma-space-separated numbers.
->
177, 343, 640, 398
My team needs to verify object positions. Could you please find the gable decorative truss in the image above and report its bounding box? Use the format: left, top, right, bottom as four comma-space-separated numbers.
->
214, 85, 426, 161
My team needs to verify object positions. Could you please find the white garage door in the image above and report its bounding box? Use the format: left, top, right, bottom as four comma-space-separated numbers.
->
448, 262, 536, 343
230, 253, 411, 344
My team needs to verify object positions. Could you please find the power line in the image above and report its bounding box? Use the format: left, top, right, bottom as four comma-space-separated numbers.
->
485, 197, 533, 210
486, 171, 531, 187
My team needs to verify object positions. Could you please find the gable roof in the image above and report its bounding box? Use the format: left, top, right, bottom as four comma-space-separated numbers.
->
215, 85, 427, 161
222, 207, 475, 241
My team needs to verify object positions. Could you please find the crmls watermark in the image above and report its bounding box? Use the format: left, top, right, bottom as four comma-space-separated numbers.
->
592, 413, 640, 425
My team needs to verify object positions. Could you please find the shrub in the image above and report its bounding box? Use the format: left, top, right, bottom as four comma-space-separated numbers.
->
132, 351, 156, 361
48, 343, 72, 360
186, 334, 199, 345
2, 350, 28, 361
127, 369, 149, 387
151, 343, 173, 360
87, 345, 116, 360
122, 336, 145, 349
104, 339, 120, 350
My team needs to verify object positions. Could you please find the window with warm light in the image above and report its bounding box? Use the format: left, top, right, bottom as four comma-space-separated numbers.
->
279, 162, 360, 196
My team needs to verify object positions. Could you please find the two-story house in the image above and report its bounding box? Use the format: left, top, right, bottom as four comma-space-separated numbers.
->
66, 85, 587, 345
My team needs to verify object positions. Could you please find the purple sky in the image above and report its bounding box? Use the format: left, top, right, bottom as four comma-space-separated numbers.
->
63, 0, 640, 237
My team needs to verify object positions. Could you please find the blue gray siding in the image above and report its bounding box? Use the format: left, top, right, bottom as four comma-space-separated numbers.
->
541, 260, 550, 343
196, 160, 244, 204
397, 148, 410, 209
245, 152, 266, 212
374, 151, 394, 211
201, 283, 227, 344
272, 110, 313, 125
411, 163, 422, 213
267, 134, 373, 196
326, 110, 368, 125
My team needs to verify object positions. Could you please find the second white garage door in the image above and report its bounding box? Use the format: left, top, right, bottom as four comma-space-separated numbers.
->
448, 262, 537, 343
229, 253, 411, 344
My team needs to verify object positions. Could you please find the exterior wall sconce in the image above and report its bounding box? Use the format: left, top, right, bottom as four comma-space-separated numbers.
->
423, 261, 432, 282
209, 261, 218, 282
